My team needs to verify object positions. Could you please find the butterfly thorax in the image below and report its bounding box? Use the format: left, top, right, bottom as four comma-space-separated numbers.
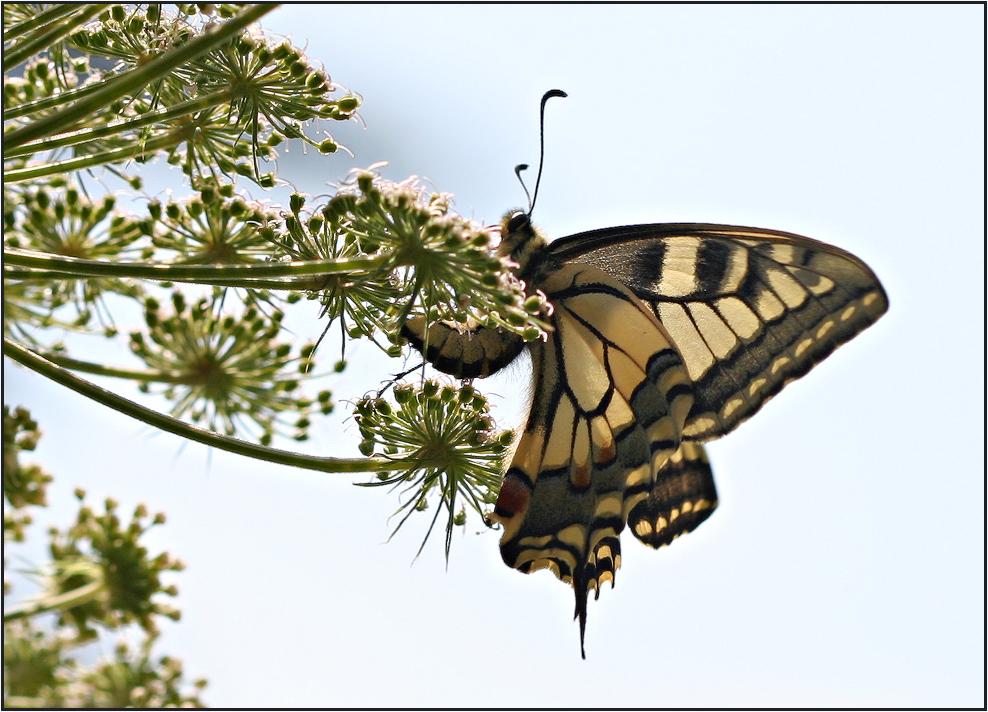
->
497, 211, 562, 287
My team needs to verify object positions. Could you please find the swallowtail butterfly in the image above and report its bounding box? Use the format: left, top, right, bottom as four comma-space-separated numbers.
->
402, 91, 888, 657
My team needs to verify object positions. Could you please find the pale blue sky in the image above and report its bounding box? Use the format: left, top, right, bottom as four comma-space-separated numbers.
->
5, 5, 984, 706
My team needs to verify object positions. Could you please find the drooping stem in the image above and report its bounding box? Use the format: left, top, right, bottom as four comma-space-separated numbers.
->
4, 89, 238, 159
4, 247, 389, 288
4, 337, 409, 475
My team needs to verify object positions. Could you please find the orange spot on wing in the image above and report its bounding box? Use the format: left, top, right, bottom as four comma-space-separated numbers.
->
493, 473, 532, 519
596, 439, 616, 464
572, 461, 591, 488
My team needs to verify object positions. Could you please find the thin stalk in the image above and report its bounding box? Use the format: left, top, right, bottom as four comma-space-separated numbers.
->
4, 247, 386, 285
39, 351, 191, 384
2, 3, 85, 43
4, 264, 338, 292
5, 128, 190, 182
3, 4, 110, 68
3, 337, 406, 474
4, 68, 125, 123
4, 4, 275, 148
3, 578, 106, 624
4, 89, 237, 159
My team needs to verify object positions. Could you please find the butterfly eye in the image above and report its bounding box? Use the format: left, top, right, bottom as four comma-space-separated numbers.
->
506, 212, 530, 234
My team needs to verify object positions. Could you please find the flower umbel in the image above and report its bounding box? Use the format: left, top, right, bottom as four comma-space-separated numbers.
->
129, 291, 329, 444
149, 180, 280, 265
355, 380, 513, 559
332, 169, 551, 340
265, 168, 551, 357
54, 635, 207, 708
5, 182, 147, 327
41, 492, 184, 641
264, 190, 404, 346
5, 5, 354, 186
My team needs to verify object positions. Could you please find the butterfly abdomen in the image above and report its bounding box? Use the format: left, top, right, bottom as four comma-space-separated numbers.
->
400, 317, 524, 379
399, 211, 555, 379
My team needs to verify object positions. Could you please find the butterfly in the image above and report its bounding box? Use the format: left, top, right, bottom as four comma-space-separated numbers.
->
401, 93, 888, 658
403, 213, 887, 656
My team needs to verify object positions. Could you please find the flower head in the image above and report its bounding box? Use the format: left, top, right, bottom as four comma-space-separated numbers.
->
129, 290, 329, 444
354, 380, 512, 559
44, 492, 184, 640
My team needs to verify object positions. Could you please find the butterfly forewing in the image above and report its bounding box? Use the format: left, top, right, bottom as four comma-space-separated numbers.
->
550, 224, 889, 440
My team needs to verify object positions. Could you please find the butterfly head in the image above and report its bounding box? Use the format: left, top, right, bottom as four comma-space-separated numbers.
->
497, 210, 549, 277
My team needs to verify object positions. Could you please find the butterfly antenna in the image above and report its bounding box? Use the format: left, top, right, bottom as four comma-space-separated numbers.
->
514, 163, 533, 212
513, 90, 568, 215
529, 88, 567, 216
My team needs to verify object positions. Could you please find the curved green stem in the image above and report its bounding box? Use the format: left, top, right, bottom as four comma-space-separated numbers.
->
4, 247, 387, 286
4, 337, 406, 474
3, 578, 106, 624
38, 351, 190, 384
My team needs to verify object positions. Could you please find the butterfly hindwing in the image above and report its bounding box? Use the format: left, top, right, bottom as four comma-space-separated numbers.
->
490, 261, 694, 657
628, 441, 717, 549
550, 224, 889, 440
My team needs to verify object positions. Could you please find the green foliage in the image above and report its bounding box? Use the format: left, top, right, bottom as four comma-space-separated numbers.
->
3, 4, 544, 703
3, 409, 205, 707
3, 2, 359, 451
